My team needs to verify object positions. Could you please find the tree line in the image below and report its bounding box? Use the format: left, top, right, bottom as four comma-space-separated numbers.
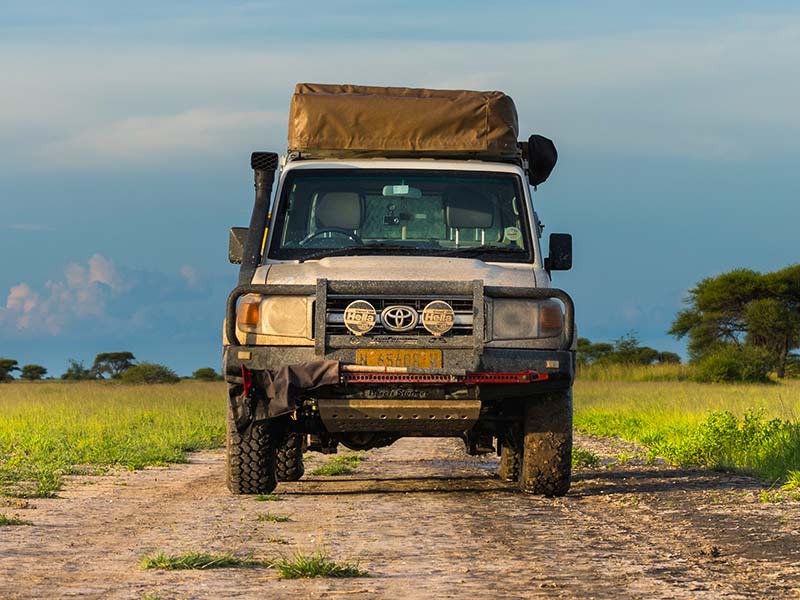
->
0, 352, 223, 384
577, 333, 680, 367
579, 264, 799, 382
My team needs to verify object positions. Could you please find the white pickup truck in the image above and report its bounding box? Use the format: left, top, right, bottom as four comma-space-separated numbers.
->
223, 84, 575, 496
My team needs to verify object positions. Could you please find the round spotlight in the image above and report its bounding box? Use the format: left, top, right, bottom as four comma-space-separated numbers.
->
421, 301, 455, 337
343, 300, 377, 336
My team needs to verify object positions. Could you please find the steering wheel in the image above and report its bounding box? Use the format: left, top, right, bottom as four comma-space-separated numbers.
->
299, 228, 364, 246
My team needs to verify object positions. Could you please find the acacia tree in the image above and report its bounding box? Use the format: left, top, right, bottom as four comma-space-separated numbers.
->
576, 338, 613, 366
192, 367, 222, 381
0, 358, 20, 382
91, 352, 136, 379
20, 364, 48, 380
669, 265, 800, 377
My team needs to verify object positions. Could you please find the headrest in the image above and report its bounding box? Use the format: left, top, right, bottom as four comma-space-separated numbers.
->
315, 192, 364, 230
445, 186, 493, 229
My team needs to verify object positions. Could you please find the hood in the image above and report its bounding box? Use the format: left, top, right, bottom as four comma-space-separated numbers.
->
254, 256, 537, 288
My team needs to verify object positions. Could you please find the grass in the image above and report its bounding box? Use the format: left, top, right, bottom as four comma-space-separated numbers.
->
140, 549, 367, 579
254, 493, 283, 501
140, 551, 266, 570
759, 490, 800, 503
571, 447, 601, 468
256, 512, 292, 523
574, 379, 800, 484
578, 363, 694, 382
0, 513, 32, 526
271, 551, 368, 579
0, 381, 226, 497
310, 453, 365, 476
782, 471, 800, 490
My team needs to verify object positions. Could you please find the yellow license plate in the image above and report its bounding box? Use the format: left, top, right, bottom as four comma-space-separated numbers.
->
355, 349, 442, 369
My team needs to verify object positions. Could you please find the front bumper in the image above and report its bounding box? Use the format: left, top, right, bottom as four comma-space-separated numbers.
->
224, 344, 574, 391
224, 279, 575, 433
224, 278, 576, 389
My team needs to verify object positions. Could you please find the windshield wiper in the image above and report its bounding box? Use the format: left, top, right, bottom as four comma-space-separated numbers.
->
297, 244, 525, 262
437, 245, 527, 257
297, 246, 364, 262
297, 244, 420, 262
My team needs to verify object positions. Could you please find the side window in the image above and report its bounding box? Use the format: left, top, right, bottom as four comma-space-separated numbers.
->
279, 184, 315, 246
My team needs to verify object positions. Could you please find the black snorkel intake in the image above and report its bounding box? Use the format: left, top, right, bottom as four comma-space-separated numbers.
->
238, 152, 279, 285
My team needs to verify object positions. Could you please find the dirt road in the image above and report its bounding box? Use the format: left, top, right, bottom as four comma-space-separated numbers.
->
2, 435, 799, 599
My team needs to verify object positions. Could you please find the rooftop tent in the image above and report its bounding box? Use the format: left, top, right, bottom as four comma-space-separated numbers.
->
287, 83, 520, 160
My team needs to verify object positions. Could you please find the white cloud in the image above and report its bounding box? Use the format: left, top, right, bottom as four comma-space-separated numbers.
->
39, 109, 284, 167
88, 254, 127, 291
179, 265, 201, 288
0, 254, 123, 334
1, 15, 799, 170
0, 254, 222, 340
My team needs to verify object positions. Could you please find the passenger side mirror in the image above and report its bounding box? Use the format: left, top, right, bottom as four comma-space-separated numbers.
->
228, 227, 248, 264
544, 233, 572, 271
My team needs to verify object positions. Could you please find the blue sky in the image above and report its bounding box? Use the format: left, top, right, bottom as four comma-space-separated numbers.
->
1, 1, 799, 376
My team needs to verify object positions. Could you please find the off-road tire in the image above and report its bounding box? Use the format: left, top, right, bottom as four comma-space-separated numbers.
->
519, 389, 573, 496
226, 405, 278, 495
276, 433, 305, 482
498, 445, 521, 482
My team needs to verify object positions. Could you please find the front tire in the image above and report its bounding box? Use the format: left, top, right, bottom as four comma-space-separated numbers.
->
226, 404, 278, 495
519, 389, 573, 497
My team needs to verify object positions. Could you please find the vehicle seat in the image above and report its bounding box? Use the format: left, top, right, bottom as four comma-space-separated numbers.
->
315, 191, 365, 231
444, 185, 496, 245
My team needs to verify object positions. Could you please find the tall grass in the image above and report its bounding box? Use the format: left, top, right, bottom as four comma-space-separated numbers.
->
577, 363, 693, 382
574, 379, 800, 483
0, 382, 226, 497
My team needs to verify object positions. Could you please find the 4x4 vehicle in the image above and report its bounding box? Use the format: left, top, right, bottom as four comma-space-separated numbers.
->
223, 84, 575, 496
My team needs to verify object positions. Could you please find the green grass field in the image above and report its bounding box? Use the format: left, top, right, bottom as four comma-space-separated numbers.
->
0, 382, 225, 497
577, 363, 693, 382
1, 377, 799, 497
574, 379, 800, 485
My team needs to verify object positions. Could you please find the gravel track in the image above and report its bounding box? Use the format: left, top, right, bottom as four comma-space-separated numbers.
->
1, 434, 799, 599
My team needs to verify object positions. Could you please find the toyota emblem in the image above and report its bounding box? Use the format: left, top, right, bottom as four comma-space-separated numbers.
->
380, 305, 419, 332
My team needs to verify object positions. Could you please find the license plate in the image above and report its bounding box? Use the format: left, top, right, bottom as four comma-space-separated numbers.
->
355, 349, 442, 369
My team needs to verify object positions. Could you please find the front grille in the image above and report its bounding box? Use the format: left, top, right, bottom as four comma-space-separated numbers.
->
325, 294, 473, 337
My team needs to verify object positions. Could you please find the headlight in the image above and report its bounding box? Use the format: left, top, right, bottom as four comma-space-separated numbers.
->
237, 295, 313, 338
491, 299, 564, 340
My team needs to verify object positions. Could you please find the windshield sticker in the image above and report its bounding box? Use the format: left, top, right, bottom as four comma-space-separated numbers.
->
504, 227, 522, 242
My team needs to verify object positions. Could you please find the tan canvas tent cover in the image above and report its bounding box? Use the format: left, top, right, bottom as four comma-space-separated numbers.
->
288, 83, 520, 159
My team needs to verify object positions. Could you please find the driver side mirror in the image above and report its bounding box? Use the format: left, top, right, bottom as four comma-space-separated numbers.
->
544, 233, 572, 271
228, 227, 248, 264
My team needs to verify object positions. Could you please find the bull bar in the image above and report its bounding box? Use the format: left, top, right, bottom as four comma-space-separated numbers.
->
225, 279, 575, 358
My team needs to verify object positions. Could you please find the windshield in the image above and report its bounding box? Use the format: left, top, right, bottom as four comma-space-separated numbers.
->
267, 169, 533, 263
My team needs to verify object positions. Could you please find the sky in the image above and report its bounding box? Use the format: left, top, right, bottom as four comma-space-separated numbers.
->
1, 1, 799, 376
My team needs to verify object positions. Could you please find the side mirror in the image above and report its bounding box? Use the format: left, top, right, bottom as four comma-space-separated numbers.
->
228, 227, 248, 264
544, 233, 572, 271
